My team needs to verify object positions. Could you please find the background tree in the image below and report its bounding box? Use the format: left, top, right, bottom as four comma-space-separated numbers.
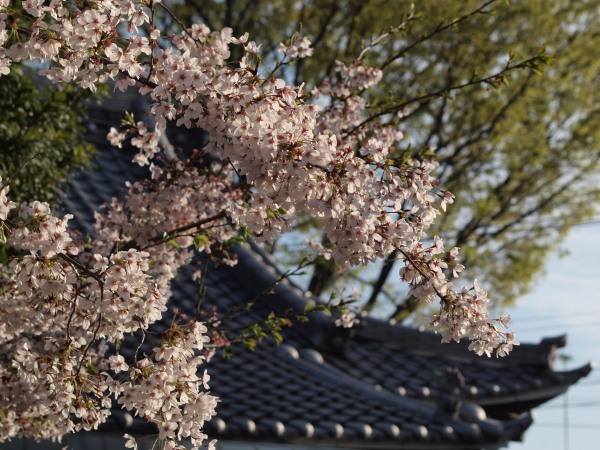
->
0, 68, 97, 205
0, 1, 541, 445
0, 66, 99, 263
169, 0, 600, 318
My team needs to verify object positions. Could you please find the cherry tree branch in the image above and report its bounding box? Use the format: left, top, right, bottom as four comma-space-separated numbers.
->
120, 210, 228, 251
357, 8, 416, 61
343, 54, 551, 138
381, 0, 499, 70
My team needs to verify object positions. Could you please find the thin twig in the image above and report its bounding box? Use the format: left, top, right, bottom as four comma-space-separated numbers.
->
226, 157, 242, 179
397, 247, 444, 299
343, 55, 546, 138
133, 326, 147, 363
357, 9, 416, 61
65, 291, 80, 342
3, 152, 43, 187
58, 252, 104, 285
144, 0, 156, 85
155, 2, 198, 44
0, 217, 104, 285
196, 258, 211, 315
381, 0, 499, 69
76, 313, 103, 376
121, 210, 227, 251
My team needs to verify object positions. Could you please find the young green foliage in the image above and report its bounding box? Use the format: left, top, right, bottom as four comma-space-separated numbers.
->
169, 0, 600, 315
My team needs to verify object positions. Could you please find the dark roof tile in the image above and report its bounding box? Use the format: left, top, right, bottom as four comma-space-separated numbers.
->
56, 98, 592, 448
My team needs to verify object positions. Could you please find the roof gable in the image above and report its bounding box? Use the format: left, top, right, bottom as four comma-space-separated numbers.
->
54, 97, 592, 449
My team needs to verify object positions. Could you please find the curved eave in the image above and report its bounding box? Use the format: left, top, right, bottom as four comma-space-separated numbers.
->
202, 410, 534, 450
475, 363, 593, 419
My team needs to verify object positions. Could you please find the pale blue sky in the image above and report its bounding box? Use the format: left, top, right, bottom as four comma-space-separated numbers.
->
278, 217, 600, 449
507, 226, 600, 450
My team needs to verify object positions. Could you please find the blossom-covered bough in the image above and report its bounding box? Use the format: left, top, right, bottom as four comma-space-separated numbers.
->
0, 0, 527, 448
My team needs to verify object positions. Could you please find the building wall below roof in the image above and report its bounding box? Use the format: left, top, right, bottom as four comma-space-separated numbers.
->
2, 436, 375, 450
3, 435, 505, 450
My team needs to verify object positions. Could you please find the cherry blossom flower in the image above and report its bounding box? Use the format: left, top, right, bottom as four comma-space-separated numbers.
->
277, 36, 313, 59
0, 1, 519, 447
0, 178, 15, 220
335, 310, 360, 328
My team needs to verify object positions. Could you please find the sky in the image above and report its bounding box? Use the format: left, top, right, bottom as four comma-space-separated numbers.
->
283, 222, 600, 449
505, 225, 600, 450
282, 223, 600, 449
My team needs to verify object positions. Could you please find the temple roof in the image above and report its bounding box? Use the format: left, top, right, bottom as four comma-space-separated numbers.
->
56, 94, 593, 449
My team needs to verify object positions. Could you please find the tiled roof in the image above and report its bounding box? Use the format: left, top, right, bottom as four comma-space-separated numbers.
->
57, 97, 592, 449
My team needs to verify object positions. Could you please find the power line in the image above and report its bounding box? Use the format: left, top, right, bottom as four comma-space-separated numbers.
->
535, 423, 600, 429
573, 219, 600, 227
513, 309, 600, 323
541, 217, 600, 229
575, 380, 600, 387
543, 400, 600, 409
516, 317, 600, 332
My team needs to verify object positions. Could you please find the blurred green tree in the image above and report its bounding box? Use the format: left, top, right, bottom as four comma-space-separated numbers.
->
0, 67, 98, 262
167, 0, 600, 319
0, 68, 97, 205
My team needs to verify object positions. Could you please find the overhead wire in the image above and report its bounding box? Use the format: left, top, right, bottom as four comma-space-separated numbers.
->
513, 308, 600, 323
535, 423, 600, 429
542, 400, 600, 409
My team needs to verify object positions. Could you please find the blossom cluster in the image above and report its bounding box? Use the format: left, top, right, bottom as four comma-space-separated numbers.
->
0, 174, 222, 448
277, 35, 314, 59
0, 0, 518, 447
11, 201, 73, 257
401, 238, 518, 357
0, 182, 15, 221
335, 309, 360, 328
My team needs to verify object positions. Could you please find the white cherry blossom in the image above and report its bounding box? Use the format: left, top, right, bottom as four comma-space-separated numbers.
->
0, 1, 518, 447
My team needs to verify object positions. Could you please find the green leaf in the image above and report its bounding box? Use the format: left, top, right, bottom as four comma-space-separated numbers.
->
194, 234, 209, 249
